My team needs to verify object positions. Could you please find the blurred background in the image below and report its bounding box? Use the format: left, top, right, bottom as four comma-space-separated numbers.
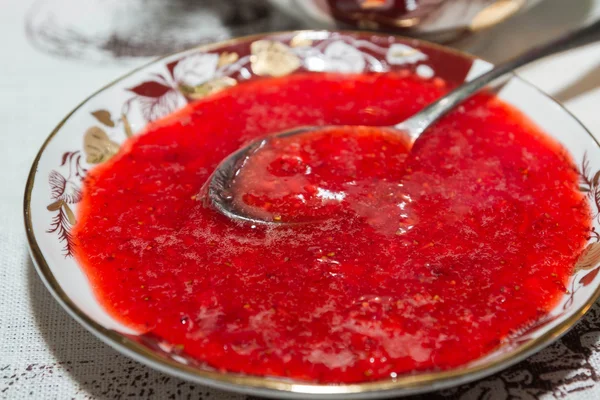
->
22, 0, 598, 61
20, 0, 600, 117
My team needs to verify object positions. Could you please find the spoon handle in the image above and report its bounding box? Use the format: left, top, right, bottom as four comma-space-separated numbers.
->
399, 19, 600, 138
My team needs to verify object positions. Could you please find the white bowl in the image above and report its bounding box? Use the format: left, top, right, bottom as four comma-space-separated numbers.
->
24, 30, 600, 399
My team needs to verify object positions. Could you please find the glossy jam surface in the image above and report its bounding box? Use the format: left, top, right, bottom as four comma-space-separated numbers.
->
74, 72, 590, 383
232, 126, 412, 224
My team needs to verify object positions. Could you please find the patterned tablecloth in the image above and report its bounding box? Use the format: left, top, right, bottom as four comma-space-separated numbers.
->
2, 0, 600, 398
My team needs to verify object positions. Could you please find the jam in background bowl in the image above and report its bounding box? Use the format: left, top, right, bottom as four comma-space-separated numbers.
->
24, 30, 600, 398
268, 0, 545, 43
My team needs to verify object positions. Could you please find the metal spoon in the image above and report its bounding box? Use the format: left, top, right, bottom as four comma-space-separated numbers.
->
207, 20, 600, 225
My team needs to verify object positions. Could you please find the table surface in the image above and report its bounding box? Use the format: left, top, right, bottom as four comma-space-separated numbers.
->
1, 0, 600, 399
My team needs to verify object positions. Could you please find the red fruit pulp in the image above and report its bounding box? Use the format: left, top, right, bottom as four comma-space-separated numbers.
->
74, 72, 590, 383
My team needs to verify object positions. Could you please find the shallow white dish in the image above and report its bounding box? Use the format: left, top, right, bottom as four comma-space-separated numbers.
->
24, 30, 600, 399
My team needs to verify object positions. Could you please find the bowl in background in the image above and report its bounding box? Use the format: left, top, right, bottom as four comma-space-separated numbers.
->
268, 1, 545, 43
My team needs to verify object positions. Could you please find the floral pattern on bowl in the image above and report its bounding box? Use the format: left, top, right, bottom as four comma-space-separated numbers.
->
24, 31, 600, 399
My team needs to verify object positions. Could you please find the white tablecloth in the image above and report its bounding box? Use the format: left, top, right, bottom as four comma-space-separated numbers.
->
2, 0, 600, 398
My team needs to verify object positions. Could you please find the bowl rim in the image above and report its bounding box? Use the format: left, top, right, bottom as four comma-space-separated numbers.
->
23, 29, 600, 398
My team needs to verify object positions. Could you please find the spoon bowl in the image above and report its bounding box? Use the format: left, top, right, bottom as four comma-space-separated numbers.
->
207, 125, 415, 224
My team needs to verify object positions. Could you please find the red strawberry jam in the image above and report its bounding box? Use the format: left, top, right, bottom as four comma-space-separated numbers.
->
74, 71, 591, 383
231, 126, 413, 224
